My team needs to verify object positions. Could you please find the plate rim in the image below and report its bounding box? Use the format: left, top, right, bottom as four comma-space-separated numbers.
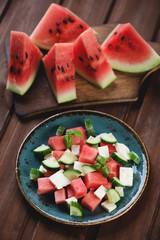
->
15, 109, 150, 225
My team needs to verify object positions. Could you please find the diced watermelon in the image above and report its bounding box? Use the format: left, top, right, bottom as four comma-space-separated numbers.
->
53, 150, 65, 169
80, 139, 87, 151
66, 185, 74, 198
81, 190, 101, 212
105, 161, 119, 180
54, 188, 66, 204
44, 170, 56, 177
78, 144, 98, 164
49, 136, 66, 150
66, 126, 87, 145
103, 182, 112, 190
100, 141, 116, 154
84, 172, 108, 189
37, 177, 56, 194
70, 177, 87, 198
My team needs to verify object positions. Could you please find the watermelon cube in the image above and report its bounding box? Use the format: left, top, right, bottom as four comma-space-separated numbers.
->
53, 150, 65, 169
66, 126, 87, 145
49, 136, 66, 150
37, 177, 56, 194
78, 144, 98, 164
66, 185, 75, 198
81, 190, 101, 212
44, 170, 56, 177
84, 172, 108, 189
70, 177, 87, 198
105, 161, 119, 180
54, 188, 66, 204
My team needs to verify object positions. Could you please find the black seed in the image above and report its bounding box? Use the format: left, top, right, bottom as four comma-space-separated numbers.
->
51, 67, 55, 73
66, 63, 69, 68
89, 56, 93, 61
114, 31, 117, 34
108, 44, 112, 49
57, 28, 61, 34
66, 77, 70, 81
79, 56, 83, 62
87, 65, 92, 70
61, 66, 65, 72
98, 48, 101, 52
68, 17, 75, 23
20, 61, 23, 65
10, 65, 14, 73
25, 52, 28, 59
92, 68, 97, 72
121, 35, 125, 41
95, 55, 99, 60
17, 69, 21, 75
63, 20, 67, 24
116, 46, 120, 51
16, 55, 18, 60
56, 22, 59, 26
49, 29, 53, 34
57, 66, 61, 71
79, 24, 83, 29
71, 76, 75, 80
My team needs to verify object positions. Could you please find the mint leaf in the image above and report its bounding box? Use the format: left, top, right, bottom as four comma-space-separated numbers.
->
66, 129, 83, 138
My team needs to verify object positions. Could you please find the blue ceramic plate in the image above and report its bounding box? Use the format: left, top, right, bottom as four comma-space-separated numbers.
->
16, 110, 149, 225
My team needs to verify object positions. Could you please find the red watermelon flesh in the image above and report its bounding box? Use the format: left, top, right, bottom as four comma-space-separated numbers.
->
6, 31, 42, 95
102, 23, 160, 73
48, 136, 66, 150
43, 43, 77, 104
30, 3, 89, 50
81, 190, 101, 212
74, 28, 116, 89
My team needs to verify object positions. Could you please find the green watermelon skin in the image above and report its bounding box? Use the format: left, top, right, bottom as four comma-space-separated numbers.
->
102, 23, 160, 73
43, 43, 77, 104
30, 4, 90, 50
74, 28, 116, 89
6, 31, 42, 95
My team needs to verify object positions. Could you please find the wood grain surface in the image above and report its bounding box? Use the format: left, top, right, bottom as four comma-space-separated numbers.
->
0, 0, 160, 240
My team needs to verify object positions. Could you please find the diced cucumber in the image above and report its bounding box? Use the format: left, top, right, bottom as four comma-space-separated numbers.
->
128, 151, 141, 165
86, 136, 100, 145
44, 152, 52, 159
33, 144, 52, 158
30, 168, 43, 181
101, 200, 117, 213
115, 142, 131, 160
115, 187, 124, 197
73, 161, 87, 176
58, 149, 77, 165
85, 119, 96, 137
49, 169, 70, 189
100, 133, 117, 144
42, 157, 60, 170
63, 169, 82, 181
56, 125, 66, 136
110, 152, 128, 165
39, 165, 47, 173
66, 197, 77, 207
82, 164, 96, 174
70, 201, 84, 217
110, 177, 124, 187
106, 188, 120, 203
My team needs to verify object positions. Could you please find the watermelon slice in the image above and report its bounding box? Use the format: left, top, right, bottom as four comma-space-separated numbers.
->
43, 43, 77, 104
74, 28, 116, 89
102, 23, 160, 73
30, 3, 90, 50
6, 31, 42, 95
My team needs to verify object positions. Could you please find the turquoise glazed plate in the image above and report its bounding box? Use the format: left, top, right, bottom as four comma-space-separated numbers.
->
15, 110, 149, 225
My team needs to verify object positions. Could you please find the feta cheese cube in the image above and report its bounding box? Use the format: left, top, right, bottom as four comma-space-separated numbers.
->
98, 145, 109, 158
101, 200, 117, 213
71, 145, 80, 156
119, 167, 133, 187
49, 169, 70, 189
73, 161, 88, 176
94, 185, 107, 199
115, 186, 124, 197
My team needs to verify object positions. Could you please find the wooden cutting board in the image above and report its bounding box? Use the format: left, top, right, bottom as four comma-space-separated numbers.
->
5, 24, 160, 118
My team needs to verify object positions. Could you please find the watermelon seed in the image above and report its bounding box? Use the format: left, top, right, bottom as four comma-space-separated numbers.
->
92, 68, 97, 72
116, 46, 120, 51
17, 69, 21, 75
68, 17, 75, 23
25, 52, 28, 59
49, 29, 53, 34
61, 66, 65, 72
66, 63, 69, 68
95, 55, 99, 60
10, 66, 14, 73
57, 28, 61, 34
66, 77, 70, 81
87, 65, 92, 70
121, 35, 125, 41
79, 24, 83, 29
71, 76, 75, 80
51, 67, 55, 73
16, 55, 18, 60
79, 56, 83, 62
98, 48, 101, 52
56, 22, 59, 26
89, 56, 93, 61
20, 61, 23, 65
114, 31, 117, 34
57, 66, 61, 71
108, 44, 112, 49
63, 20, 67, 24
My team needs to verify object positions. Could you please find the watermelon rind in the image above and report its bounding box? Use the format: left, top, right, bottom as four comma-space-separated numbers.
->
76, 68, 117, 89
102, 24, 160, 73
6, 66, 40, 96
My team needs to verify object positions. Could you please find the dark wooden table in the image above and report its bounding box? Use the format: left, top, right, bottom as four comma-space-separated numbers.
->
0, 0, 160, 239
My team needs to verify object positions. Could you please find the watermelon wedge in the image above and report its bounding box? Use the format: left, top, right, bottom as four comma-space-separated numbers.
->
43, 43, 77, 104
6, 31, 42, 95
74, 28, 116, 89
30, 3, 90, 50
102, 23, 160, 73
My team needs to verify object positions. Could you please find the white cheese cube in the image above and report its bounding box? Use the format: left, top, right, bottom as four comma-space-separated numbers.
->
115, 186, 124, 197
94, 185, 107, 199
73, 161, 88, 176
101, 200, 117, 213
39, 165, 47, 173
119, 167, 133, 187
71, 145, 80, 156
65, 197, 77, 206
49, 169, 70, 189
115, 142, 131, 160
98, 145, 109, 158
